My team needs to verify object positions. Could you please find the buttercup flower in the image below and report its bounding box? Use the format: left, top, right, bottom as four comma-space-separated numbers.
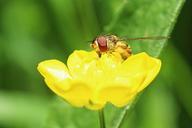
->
37, 50, 161, 110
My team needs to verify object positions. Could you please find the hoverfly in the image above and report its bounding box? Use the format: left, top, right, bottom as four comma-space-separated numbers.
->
90, 35, 169, 60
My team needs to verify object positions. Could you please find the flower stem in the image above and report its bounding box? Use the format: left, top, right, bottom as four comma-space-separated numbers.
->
98, 109, 106, 128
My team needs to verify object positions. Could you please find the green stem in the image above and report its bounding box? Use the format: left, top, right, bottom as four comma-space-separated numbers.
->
98, 109, 106, 128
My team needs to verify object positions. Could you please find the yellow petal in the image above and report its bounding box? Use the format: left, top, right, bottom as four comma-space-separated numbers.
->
121, 52, 161, 91
122, 52, 161, 92
59, 80, 93, 107
67, 50, 98, 78
37, 59, 71, 82
37, 59, 71, 94
67, 50, 101, 88
45, 78, 93, 107
97, 72, 146, 107
137, 55, 161, 92
37, 60, 94, 107
97, 52, 161, 107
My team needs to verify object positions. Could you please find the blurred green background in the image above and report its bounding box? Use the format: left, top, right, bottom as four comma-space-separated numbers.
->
0, 0, 192, 128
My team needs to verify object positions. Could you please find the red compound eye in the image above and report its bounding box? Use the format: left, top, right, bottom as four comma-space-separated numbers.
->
96, 36, 108, 52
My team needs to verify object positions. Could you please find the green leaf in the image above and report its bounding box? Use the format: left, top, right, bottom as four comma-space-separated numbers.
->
101, 0, 185, 57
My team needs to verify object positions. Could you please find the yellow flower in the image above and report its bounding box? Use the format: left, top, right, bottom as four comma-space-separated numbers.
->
37, 50, 161, 110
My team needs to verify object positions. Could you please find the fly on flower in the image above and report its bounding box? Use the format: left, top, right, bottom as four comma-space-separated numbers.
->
37, 34, 164, 110
90, 35, 169, 60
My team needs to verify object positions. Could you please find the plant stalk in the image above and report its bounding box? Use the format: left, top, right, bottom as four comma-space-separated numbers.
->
98, 109, 106, 128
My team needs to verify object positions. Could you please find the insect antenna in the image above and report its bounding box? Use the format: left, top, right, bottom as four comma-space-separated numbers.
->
118, 36, 170, 41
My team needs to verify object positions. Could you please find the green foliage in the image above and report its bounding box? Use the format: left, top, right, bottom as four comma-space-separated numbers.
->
44, 98, 99, 128
0, 92, 49, 128
161, 44, 192, 119
41, 0, 185, 128
1, 0, 191, 128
